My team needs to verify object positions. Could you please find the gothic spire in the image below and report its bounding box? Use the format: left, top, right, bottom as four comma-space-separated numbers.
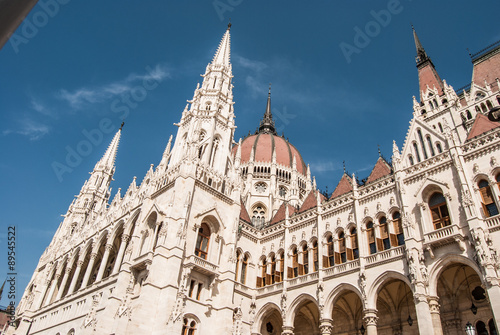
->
258, 84, 277, 135
212, 23, 231, 67
412, 25, 443, 100
94, 124, 122, 172
413, 25, 428, 65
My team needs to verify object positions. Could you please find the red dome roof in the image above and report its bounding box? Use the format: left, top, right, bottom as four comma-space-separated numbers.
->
233, 133, 307, 175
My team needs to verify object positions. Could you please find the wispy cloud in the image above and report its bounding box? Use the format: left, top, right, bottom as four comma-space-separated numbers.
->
3, 118, 50, 141
310, 160, 343, 173
57, 64, 170, 109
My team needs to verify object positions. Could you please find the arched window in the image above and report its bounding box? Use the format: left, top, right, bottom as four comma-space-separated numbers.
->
429, 193, 451, 229
275, 252, 284, 283
481, 103, 487, 113
438, 122, 443, 133
235, 251, 241, 281
326, 236, 334, 267
312, 241, 319, 271
436, 142, 442, 153
350, 228, 359, 259
413, 142, 421, 162
497, 173, 500, 190
300, 245, 309, 275
417, 130, 428, 160
467, 110, 473, 120
291, 248, 298, 278
366, 221, 376, 254
426, 136, 435, 157
209, 137, 220, 167
338, 232, 346, 263
257, 258, 267, 287
478, 180, 499, 217
392, 212, 405, 246
240, 254, 248, 284
252, 205, 266, 227
379, 217, 390, 250
270, 255, 276, 284
279, 186, 287, 197
476, 321, 488, 335
487, 100, 493, 110
195, 223, 210, 259
182, 318, 197, 335
409, 155, 414, 166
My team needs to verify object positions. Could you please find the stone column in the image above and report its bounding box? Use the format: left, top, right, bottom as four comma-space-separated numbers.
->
281, 325, 294, 335
82, 252, 97, 287
363, 309, 378, 335
46, 272, 61, 305
112, 235, 130, 274
428, 296, 443, 335
55, 266, 72, 300
95, 244, 113, 282
413, 293, 435, 335
67, 260, 84, 295
319, 318, 333, 335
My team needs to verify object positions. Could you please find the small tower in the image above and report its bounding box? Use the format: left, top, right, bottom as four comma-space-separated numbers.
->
413, 26, 444, 101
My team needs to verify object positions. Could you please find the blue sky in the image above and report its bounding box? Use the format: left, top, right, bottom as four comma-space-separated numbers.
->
1, 1, 500, 305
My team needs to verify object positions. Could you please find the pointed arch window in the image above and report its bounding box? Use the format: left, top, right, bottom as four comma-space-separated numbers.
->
426, 136, 435, 157
289, 248, 299, 278
366, 221, 376, 254
413, 143, 421, 163
195, 223, 210, 259
338, 232, 346, 263
326, 236, 334, 267
312, 241, 319, 271
392, 212, 405, 246
478, 180, 499, 217
417, 130, 428, 160
379, 217, 391, 250
408, 155, 414, 166
276, 252, 284, 282
261, 258, 267, 287
270, 255, 276, 284
300, 245, 309, 275
240, 254, 248, 284
350, 228, 359, 259
436, 142, 442, 154
252, 205, 266, 227
429, 193, 451, 229
235, 250, 241, 281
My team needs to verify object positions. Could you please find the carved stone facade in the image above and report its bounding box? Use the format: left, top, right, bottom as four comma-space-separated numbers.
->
8, 27, 500, 335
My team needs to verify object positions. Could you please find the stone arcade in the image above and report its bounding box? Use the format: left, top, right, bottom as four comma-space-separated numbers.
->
8, 26, 500, 335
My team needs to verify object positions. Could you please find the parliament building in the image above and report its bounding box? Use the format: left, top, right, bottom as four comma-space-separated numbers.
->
8, 25, 500, 335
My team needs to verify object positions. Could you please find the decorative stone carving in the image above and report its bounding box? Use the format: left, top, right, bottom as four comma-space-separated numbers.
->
280, 292, 287, 319
319, 319, 333, 335
491, 156, 497, 167
82, 293, 101, 331
317, 281, 325, 316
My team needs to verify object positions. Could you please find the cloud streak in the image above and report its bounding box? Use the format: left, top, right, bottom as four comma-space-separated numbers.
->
57, 64, 170, 109
3, 118, 50, 141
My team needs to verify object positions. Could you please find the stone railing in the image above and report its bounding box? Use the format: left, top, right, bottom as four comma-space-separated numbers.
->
365, 246, 404, 265
486, 214, 500, 230
424, 224, 459, 244
184, 255, 219, 274
287, 272, 319, 287
323, 259, 360, 277
256, 282, 284, 295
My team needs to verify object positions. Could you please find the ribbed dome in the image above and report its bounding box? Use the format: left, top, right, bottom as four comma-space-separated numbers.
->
233, 133, 307, 175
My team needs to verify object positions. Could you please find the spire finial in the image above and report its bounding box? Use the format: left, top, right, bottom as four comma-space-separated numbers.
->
343, 160, 346, 173
258, 84, 277, 135
120, 121, 124, 130
378, 144, 381, 157
228, 18, 232, 30
412, 25, 428, 65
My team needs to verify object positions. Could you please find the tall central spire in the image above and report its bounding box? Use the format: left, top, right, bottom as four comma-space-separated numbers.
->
94, 124, 122, 172
212, 23, 231, 67
258, 84, 277, 135
412, 26, 443, 100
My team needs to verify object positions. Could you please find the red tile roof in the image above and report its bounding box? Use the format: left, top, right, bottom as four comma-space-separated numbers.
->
365, 158, 392, 184
330, 174, 353, 199
239, 201, 251, 224
466, 113, 500, 141
270, 202, 296, 225
298, 190, 326, 213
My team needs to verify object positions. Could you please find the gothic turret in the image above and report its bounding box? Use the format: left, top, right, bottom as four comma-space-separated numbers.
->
168, 24, 235, 178
71, 124, 123, 216
413, 26, 444, 100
